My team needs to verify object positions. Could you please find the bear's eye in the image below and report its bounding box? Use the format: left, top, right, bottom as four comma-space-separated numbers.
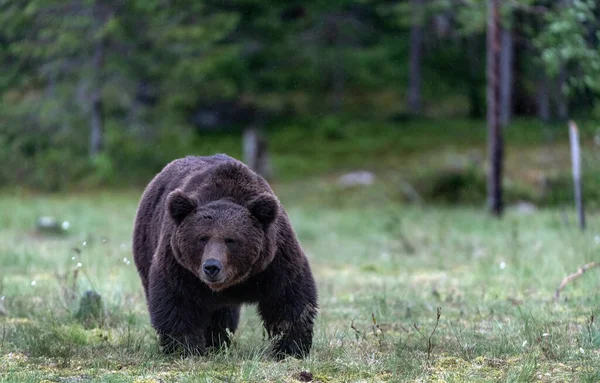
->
199, 236, 210, 244
224, 238, 236, 245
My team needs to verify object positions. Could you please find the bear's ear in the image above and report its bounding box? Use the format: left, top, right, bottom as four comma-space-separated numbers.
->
167, 189, 197, 225
248, 194, 279, 227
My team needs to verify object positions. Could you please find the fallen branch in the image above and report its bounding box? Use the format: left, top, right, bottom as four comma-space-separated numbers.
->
555, 262, 599, 301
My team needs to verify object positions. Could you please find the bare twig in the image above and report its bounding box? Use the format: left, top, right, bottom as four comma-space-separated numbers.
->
413, 323, 426, 339
350, 319, 365, 341
555, 262, 600, 301
413, 307, 442, 360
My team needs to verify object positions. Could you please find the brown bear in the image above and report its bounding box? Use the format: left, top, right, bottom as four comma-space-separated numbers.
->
132, 154, 317, 359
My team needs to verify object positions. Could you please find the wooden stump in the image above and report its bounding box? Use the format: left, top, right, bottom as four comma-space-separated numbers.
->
243, 126, 272, 180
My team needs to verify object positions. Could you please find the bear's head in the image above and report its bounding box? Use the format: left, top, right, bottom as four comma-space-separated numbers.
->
166, 189, 279, 291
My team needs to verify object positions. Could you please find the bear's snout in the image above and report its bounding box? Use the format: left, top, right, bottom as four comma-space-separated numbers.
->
202, 259, 223, 280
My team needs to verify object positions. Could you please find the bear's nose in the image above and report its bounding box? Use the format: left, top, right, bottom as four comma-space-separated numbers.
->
202, 259, 222, 278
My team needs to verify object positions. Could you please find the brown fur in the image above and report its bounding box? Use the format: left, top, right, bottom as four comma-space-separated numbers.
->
132, 154, 318, 358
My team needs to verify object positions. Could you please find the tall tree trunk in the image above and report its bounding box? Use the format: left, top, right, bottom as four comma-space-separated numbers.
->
89, 2, 107, 159
511, 16, 537, 117
487, 0, 503, 216
554, 0, 572, 121
537, 73, 551, 122
89, 40, 105, 159
332, 48, 345, 112
555, 66, 569, 120
408, 0, 424, 114
499, 25, 513, 127
466, 36, 484, 119
325, 17, 344, 112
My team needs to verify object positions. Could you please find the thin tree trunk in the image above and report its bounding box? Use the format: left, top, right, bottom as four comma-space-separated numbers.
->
556, 66, 569, 120
537, 73, 551, 122
325, 17, 344, 112
89, 40, 105, 159
555, 0, 572, 121
499, 25, 513, 127
487, 0, 503, 216
408, 0, 424, 114
332, 48, 345, 112
569, 121, 585, 230
511, 18, 537, 117
466, 36, 483, 119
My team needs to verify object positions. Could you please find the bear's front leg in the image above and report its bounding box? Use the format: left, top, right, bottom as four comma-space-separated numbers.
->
205, 306, 241, 350
258, 265, 318, 359
158, 330, 205, 356
148, 269, 209, 356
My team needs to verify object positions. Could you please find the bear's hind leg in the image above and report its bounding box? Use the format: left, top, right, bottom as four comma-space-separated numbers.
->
206, 306, 241, 350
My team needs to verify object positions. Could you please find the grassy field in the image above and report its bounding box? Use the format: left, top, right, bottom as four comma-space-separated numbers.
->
1, 186, 600, 382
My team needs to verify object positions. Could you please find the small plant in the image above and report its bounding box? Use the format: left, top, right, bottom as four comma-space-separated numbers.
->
371, 313, 385, 348
506, 354, 538, 383
413, 307, 442, 361
55, 267, 80, 308
350, 319, 365, 342
75, 290, 104, 329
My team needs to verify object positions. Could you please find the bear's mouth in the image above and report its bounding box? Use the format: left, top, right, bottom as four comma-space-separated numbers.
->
202, 278, 232, 292
205, 281, 228, 291
198, 268, 253, 292
199, 273, 229, 291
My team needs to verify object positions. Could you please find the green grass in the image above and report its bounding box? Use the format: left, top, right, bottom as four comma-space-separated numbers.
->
1, 188, 600, 382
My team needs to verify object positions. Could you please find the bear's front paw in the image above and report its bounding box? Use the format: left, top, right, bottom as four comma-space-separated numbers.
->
206, 330, 234, 351
272, 336, 312, 360
159, 333, 206, 356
